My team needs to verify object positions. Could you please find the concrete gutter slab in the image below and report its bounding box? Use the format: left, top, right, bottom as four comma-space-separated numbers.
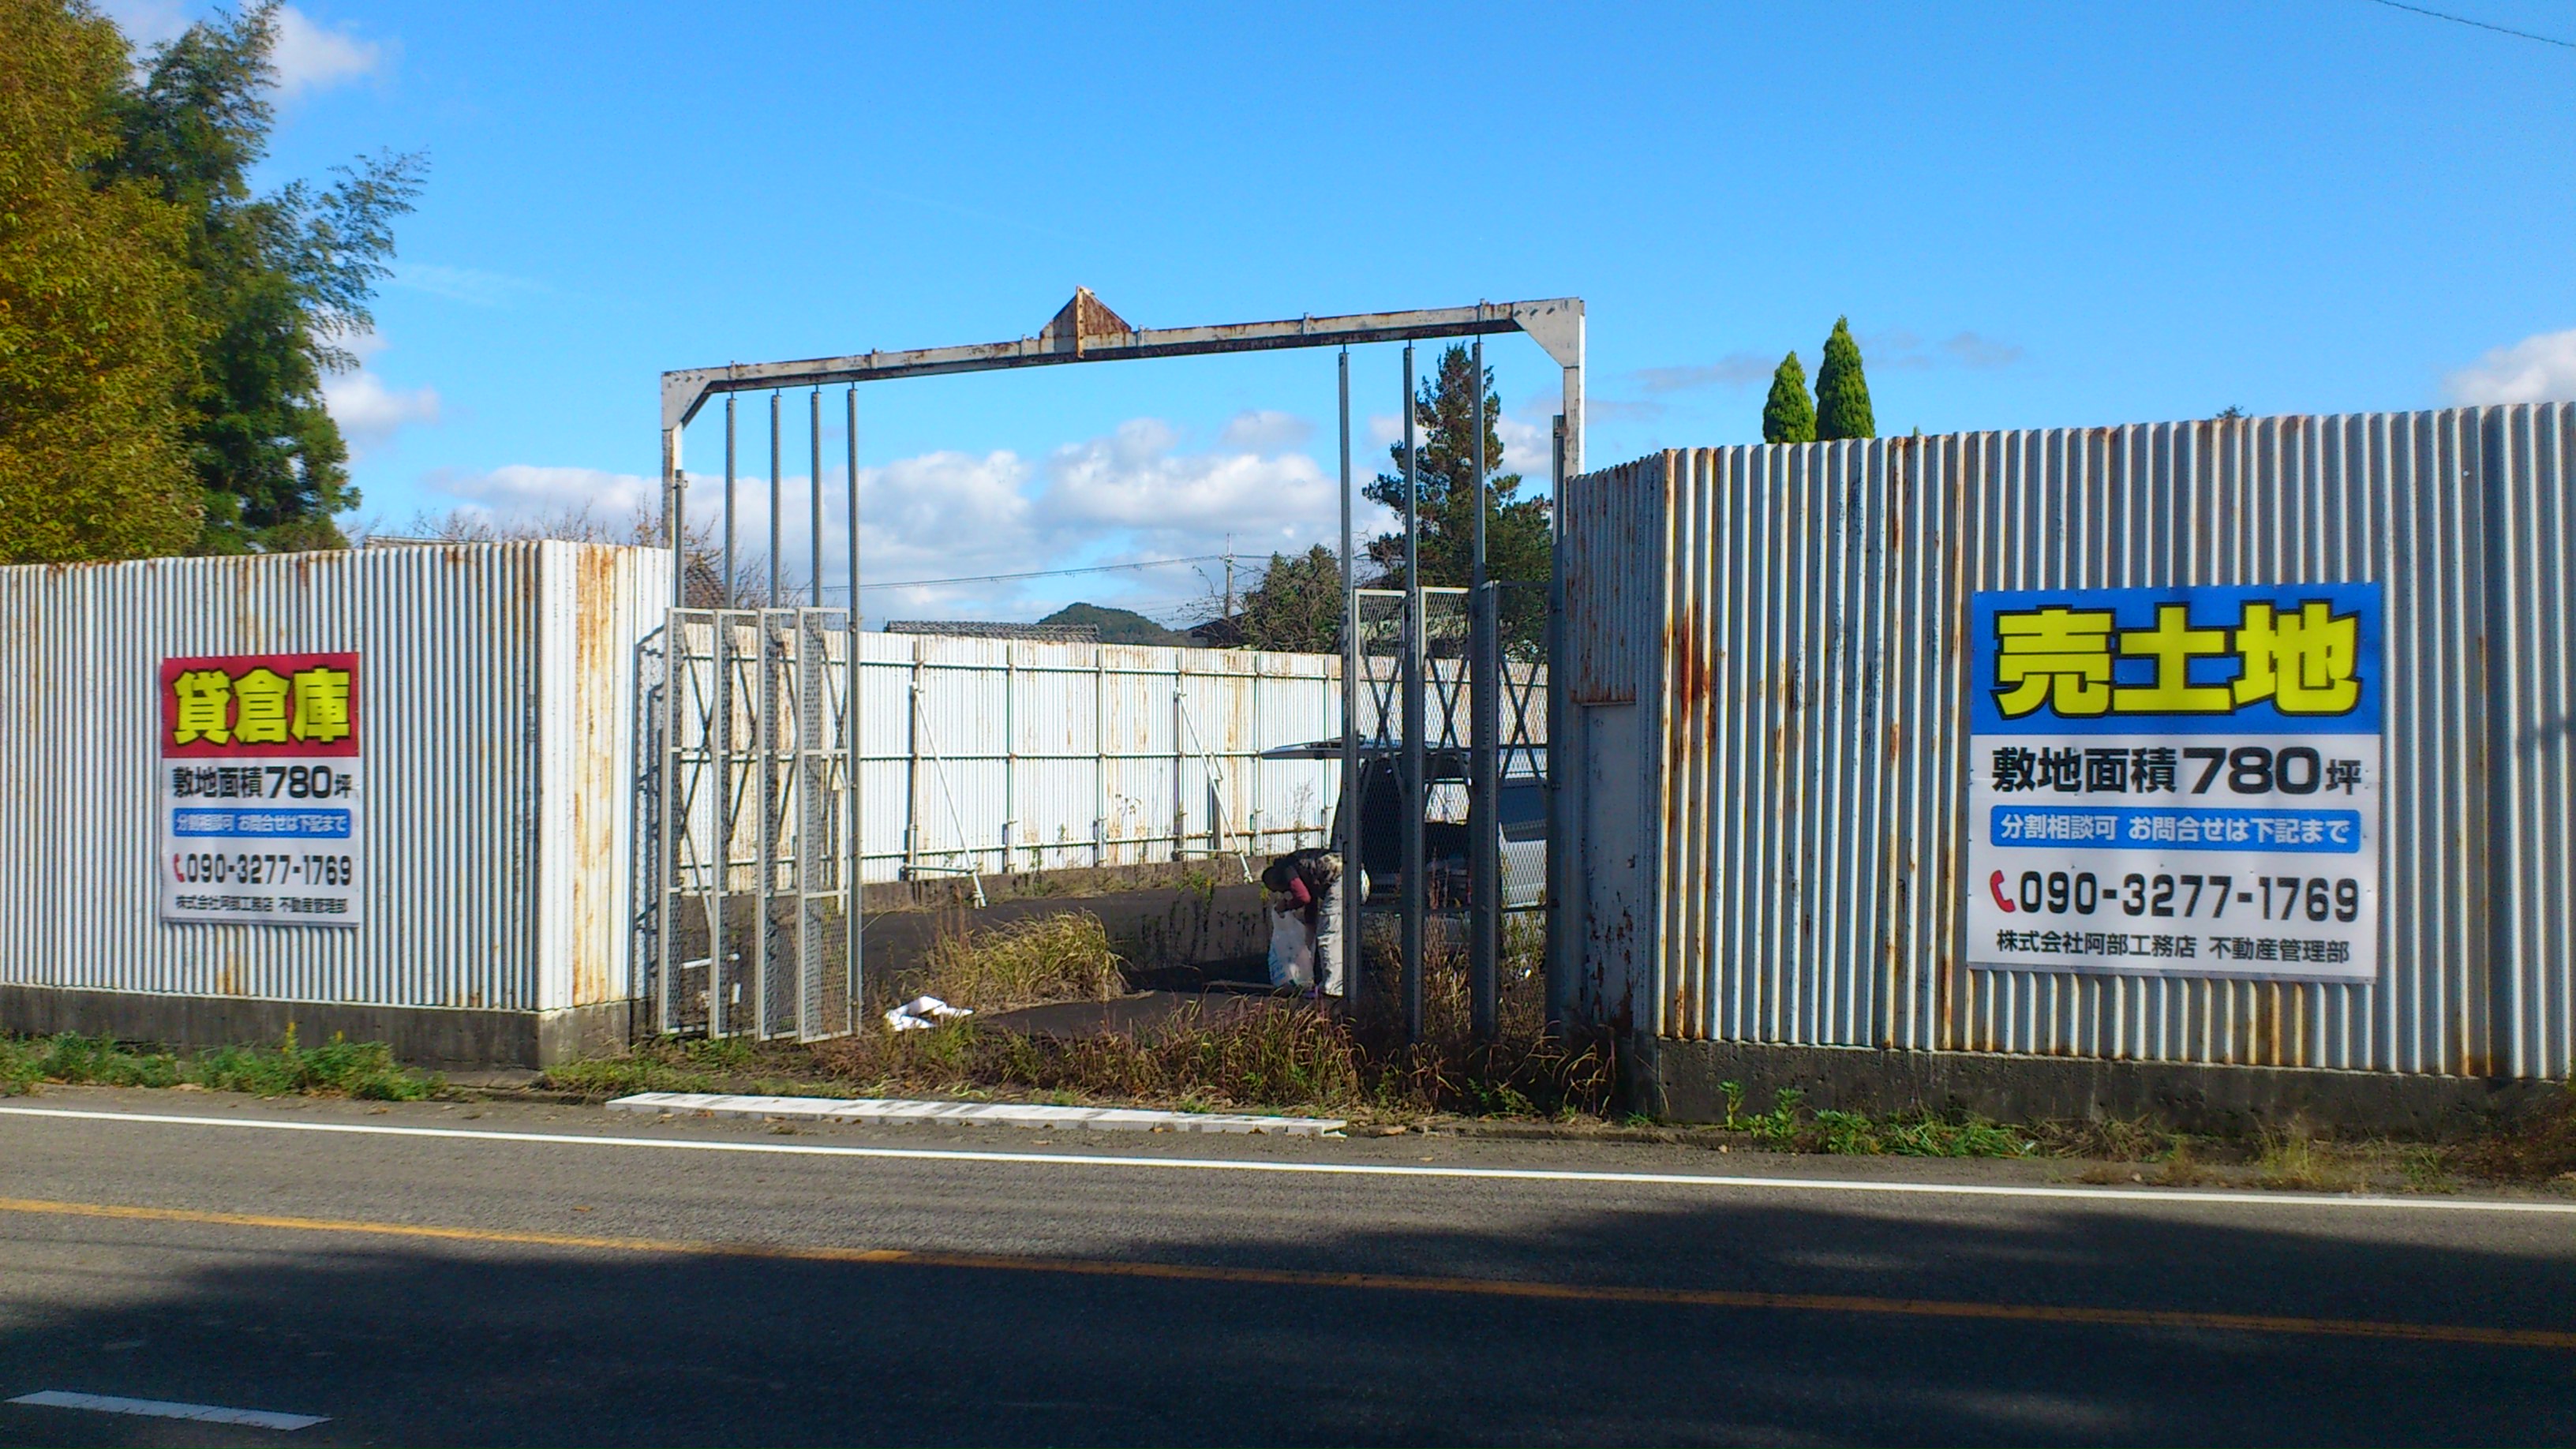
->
606, 1091, 1346, 1136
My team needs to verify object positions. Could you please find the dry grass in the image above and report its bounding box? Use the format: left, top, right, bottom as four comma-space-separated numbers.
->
2447, 1084, 2576, 1184
913, 912, 1125, 1013
2028, 1115, 2176, 1162
552, 909, 1614, 1121
2253, 1117, 2365, 1193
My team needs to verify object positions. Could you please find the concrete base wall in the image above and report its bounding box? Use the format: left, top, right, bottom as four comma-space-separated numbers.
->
1653, 1038, 2564, 1140
0, 985, 629, 1070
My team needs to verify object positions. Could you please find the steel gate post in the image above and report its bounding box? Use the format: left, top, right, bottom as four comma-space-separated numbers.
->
1470, 336, 1500, 1042
1401, 344, 1426, 1045
844, 386, 862, 1033
1339, 347, 1362, 1013
658, 422, 685, 1036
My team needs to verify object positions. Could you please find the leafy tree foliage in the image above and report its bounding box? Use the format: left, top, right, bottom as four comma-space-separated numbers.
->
0, 0, 203, 561
100, 2, 424, 552
1362, 344, 1552, 652
1234, 545, 1345, 653
1814, 316, 1876, 441
1761, 350, 1816, 444
1039, 601, 1193, 647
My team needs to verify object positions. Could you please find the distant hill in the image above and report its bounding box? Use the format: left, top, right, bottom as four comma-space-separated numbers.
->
1039, 602, 1196, 646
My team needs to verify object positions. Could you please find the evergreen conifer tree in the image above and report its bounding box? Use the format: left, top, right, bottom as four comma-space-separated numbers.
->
1814, 316, 1876, 440
1761, 352, 1815, 444
1362, 344, 1552, 652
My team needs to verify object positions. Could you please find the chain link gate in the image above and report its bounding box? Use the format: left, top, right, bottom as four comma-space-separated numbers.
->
653, 607, 856, 1040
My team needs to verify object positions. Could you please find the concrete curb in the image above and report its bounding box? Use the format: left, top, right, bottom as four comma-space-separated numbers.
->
608, 1091, 1347, 1136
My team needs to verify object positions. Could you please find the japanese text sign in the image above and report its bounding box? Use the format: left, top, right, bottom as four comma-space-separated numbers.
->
157, 653, 363, 927
1967, 584, 2380, 981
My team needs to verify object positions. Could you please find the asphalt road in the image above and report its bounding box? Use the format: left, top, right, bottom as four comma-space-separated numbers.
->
0, 1088, 2570, 1446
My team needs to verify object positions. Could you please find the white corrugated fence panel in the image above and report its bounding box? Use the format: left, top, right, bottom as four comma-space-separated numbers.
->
0, 542, 668, 1015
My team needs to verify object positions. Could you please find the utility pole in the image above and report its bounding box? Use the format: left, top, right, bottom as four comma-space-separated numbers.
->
1222, 536, 1234, 623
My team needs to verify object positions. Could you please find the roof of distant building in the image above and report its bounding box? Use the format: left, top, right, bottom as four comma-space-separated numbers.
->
884, 620, 1103, 642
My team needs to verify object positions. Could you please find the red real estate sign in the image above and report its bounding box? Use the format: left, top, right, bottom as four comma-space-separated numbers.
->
158, 653, 361, 759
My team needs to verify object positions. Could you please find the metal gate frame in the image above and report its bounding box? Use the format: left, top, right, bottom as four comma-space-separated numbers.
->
652, 291, 1585, 1039
656, 606, 853, 1040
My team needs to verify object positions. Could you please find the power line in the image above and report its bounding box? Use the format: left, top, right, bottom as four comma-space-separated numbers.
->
2360, 0, 2576, 50
857, 553, 1226, 593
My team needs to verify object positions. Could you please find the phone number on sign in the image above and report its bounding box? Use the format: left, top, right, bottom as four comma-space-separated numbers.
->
170, 853, 354, 887
1990, 868, 2359, 923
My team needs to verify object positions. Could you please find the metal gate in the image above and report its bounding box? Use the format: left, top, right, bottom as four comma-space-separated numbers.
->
653, 607, 857, 1039
656, 293, 1587, 1044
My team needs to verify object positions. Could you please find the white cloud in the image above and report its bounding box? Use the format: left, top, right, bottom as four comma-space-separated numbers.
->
421, 417, 1403, 620
432, 465, 657, 520
95, 3, 384, 95
324, 373, 440, 456
1042, 419, 1341, 549
1217, 410, 1312, 453
271, 6, 384, 96
97, 0, 189, 47
2446, 328, 2576, 405
1495, 416, 1553, 474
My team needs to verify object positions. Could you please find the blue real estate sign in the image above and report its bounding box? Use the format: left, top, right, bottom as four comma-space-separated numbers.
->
1965, 582, 2380, 982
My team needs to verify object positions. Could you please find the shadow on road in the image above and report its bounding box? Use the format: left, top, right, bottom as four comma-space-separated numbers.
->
0, 1189, 2568, 1446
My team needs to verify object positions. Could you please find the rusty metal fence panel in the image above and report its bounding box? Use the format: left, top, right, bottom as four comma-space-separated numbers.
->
1563, 404, 2574, 1078
0, 541, 669, 1017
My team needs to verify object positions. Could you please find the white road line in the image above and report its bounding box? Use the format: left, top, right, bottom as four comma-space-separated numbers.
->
9, 1390, 327, 1431
0, 1103, 2570, 1215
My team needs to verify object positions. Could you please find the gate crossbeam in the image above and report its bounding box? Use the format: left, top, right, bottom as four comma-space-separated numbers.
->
661, 294, 1583, 432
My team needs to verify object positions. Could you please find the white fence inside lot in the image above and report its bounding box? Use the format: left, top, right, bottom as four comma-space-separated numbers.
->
846, 631, 1542, 882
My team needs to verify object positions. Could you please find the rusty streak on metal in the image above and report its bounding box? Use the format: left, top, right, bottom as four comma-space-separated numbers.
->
661, 291, 1584, 429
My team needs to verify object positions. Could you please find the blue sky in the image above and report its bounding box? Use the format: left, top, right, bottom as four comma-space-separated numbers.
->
107, 0, 2576, 621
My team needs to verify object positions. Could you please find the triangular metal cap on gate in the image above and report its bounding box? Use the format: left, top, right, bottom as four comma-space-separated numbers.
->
1036, 287, 1136, 355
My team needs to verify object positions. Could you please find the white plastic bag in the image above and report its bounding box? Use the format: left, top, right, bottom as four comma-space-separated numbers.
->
1267, 908, 1316, 990
884, 994, 973, 1032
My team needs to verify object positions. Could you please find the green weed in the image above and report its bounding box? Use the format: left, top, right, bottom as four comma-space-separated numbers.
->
1739, 1088, 2027, 1158
0, 1028, 437, 1100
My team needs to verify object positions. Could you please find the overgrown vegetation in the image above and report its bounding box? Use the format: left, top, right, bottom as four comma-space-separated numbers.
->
2450, 1082, 2576, 1183
1721, 1084, 2031, 1158
0, 1025, 439, 1099
916, 912, 1125, 1013
553, 909, 1613, 1119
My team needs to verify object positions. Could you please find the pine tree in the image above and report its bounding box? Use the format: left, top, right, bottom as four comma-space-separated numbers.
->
1235, 545, 1345, 653
1814, 316, 1876, 440
1761, 351, 1815, 444
1362, 344, 1552, 652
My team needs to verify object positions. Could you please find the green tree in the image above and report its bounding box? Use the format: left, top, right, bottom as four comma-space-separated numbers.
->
0, 0, 203, 561
1814, 316, 1876, 440
1234, 545, 1345, 653
1363, 344, 1552, 652
101, 2, 425, 552
1761, 350, 1815, 444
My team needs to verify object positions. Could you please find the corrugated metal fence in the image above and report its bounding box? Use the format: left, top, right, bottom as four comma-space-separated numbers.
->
0, 542, 669, 1015
1563, 404, 2572, 1079
843, 633, 1546, 882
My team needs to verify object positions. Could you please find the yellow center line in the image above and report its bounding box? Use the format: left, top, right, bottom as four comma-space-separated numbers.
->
3, 1193, 2568, 1352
